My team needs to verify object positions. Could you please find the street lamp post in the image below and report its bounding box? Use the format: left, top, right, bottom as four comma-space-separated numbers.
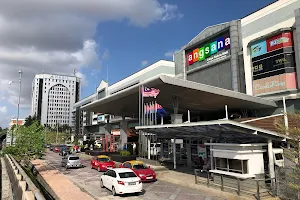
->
10, 69, 23, 146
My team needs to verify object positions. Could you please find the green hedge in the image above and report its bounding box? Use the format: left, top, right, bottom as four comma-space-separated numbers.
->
120, 150, 131, 156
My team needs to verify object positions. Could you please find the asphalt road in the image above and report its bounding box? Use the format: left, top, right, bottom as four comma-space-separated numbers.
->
45, 151, 224, 200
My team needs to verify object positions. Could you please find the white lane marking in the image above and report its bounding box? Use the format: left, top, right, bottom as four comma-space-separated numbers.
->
168, 187, 182, 200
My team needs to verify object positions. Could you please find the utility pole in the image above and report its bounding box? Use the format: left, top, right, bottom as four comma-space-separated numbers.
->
11, 69, 23, 145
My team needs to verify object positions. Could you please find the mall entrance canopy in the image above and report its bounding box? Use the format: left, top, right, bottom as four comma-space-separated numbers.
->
81, 75, 277, 116
135, 119, 286, 143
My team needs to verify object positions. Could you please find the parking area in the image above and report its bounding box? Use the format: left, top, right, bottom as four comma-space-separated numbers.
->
45, 151, 227, 200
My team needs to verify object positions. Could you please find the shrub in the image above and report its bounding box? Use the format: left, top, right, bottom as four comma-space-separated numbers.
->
120, 150, 131, 156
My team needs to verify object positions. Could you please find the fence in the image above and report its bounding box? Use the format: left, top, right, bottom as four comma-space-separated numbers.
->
194, 169, 276, 200
275, 167, 300, 200
4, 154, 46, 200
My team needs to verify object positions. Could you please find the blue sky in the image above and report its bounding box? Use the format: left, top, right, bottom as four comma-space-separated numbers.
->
81, 0, 275, 98
0, 0, 275, 127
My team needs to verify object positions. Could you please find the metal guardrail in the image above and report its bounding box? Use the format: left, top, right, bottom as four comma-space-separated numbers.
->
194, 169, 276, 200
4, 154, 46, 200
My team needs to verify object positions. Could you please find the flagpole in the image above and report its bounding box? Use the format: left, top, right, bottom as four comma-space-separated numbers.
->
139, 85, 141, 126
155, 101, 157, 125
141, 85, 144, 125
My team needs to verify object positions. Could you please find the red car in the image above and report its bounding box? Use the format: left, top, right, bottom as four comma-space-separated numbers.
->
119, 160, 156, 182
53, 146, 60, 153
90, 155, 116, 172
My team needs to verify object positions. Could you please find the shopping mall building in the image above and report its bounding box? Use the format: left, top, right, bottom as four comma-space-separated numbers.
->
76, 0, 300, 190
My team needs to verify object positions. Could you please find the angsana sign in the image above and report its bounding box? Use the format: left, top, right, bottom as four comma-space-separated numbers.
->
187, 36, 230, 66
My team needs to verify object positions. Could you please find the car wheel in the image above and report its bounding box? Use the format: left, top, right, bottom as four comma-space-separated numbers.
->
100, 179, 104, 188
97, 167, 100, 172
112, 186, 117, 196
91, 165, 93, 169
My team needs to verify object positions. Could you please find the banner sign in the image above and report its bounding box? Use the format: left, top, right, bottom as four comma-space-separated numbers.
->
267, 32, 293, 52
186, 33, 231, 67
253, 72, 297, 95
251, 40, 267, 58
252, 49, 296, 80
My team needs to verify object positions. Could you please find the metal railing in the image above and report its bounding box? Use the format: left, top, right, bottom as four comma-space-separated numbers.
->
194, 169, 276, 200
4, 154, 46, 200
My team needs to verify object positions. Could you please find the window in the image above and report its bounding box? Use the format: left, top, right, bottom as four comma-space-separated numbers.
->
119, 172, 137, 178
275, 153, 283, 160
68, 156, 79, 160
123, 162, 132, 168
98, 158, 110, 162
133, 164, 147, 170
215, 158, 248, 174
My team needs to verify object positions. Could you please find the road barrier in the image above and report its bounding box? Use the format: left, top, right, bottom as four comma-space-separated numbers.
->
4, 154, 46, 200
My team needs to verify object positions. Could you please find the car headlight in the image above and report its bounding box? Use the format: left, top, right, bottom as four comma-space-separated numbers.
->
139, 174, 145, 177
153, 173, 156, 176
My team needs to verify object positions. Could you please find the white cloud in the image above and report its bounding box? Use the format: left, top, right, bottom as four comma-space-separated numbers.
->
164, 49, 179, 57
0, 106, 7, 113
141, 60, 149, 66
0, 0, 182, 111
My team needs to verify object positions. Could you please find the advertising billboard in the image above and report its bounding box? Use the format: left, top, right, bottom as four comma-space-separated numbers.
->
252, 48, 296, 80
266, 32, 293, 52
250, 31, 297, 95
251, 40, 267, 58
186, 33, 231, 68
253, 72, 297, 96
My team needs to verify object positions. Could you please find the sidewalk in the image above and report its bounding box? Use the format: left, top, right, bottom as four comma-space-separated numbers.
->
31, 159, 95, 200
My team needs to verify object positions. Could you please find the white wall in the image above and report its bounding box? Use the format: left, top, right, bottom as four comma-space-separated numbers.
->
211, 144, 266, 175
241, 0, 297, 95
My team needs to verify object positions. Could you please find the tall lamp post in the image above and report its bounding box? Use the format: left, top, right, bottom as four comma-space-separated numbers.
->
9, 69, 23, 145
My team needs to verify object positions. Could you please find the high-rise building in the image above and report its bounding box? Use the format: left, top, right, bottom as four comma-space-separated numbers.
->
31, 74, 80, 127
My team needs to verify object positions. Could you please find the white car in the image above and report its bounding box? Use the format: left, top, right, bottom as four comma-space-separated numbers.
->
100, 168, 143, 196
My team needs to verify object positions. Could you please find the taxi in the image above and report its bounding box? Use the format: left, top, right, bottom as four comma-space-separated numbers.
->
91, 155, 116, 172
119, 160, 156, 182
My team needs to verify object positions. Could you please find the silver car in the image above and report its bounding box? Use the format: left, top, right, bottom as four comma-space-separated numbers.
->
61, 155, 82, 169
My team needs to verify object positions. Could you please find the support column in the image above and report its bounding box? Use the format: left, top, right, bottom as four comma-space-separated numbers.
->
268, 139, 275, 188
173, 138, 176, 170
210, 139, 214, 170
120, 118, 128, 150
160, 142, 164, 159
147, 134, 151, 160
187, 138, 192, 167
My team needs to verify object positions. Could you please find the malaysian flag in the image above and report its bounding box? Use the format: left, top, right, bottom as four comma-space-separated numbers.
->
155, 103, 167, 117
141, 86, 160, 98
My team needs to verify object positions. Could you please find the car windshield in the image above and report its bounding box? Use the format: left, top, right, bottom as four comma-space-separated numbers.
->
133, 164, 147, 169
119, 172, 137, 178
69, 157, 80, 160
99, 158, 110, 162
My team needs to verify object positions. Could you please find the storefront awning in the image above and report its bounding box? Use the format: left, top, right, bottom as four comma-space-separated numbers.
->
135, 119, 286, 142
81, 75, 277, 116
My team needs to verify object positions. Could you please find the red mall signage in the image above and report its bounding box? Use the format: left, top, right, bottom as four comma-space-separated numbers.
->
266, 32, 293, 52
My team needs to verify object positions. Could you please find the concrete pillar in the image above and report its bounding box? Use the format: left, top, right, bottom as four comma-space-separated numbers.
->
172, 138, 177, 170
210, 139, 214, 170
187, 138, 192, 167
268, 139, 275, 187
104, 124, 112, 136
120, 120, 128, 150
160, 142, 164, 158
147, 134, 151, 160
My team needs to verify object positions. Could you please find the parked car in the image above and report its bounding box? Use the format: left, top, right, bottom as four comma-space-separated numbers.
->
91, 155, 116, 172
61, 155, 83, 169
119, 160, 156, 182
59, 147, 72, 156
100, 168, 142, 196
53, 145, 60, 153
50, 144, 54, 151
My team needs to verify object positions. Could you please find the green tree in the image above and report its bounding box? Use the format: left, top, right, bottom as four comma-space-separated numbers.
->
3, 121, 45, 160
275, 113, 300, 198
24, 114, 38, 127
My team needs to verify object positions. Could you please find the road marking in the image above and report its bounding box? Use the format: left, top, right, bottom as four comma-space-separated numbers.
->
145, 180, 160, 191
168, 187, 182, 200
